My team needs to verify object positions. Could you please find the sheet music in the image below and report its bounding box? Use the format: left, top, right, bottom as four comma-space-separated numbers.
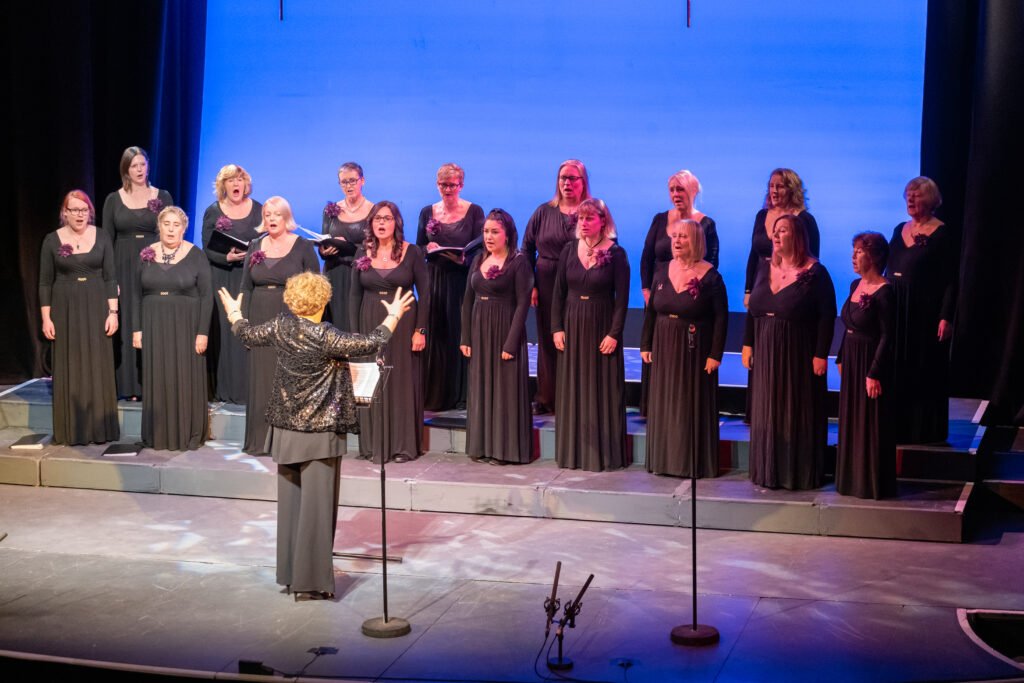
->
349, 361, 381, 403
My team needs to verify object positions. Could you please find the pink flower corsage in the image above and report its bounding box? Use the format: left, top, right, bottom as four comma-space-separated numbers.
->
249, 250, 266, 266
147, 198, 164, 214
796, 267, 814, 285
593, 248, 613, 268
324, 201, 341, 219
58, 243, 74, 258
913, 233, 930, 247
140, 247, 156, 263
484, 265, 502, 280
354, 255, 372, 271
425, 218, 441, 237
685, 277, 701, 299
857, 292, 873, 309
215, 215, 232, 231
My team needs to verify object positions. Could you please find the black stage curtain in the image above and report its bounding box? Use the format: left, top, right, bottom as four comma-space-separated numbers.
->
1, 0, 206, 382
923, 0, 1024, 422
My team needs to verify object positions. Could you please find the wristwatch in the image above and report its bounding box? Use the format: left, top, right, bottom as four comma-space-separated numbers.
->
417, 328, 427, 335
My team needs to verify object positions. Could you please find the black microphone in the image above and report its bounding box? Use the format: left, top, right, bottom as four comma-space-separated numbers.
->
544, 561, 561, 638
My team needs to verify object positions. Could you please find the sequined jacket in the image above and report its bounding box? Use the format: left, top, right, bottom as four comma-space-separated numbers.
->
232, 313, 391, 433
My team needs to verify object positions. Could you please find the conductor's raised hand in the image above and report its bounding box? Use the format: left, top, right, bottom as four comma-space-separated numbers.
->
218, 287, 244, 320
382, 287, 415, 320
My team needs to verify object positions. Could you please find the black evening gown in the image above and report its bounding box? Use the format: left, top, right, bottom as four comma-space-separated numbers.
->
551, 241, 630, 471
417, 203, 484, 410
202, 199, 263, 404
640, 265, 728, 477
638, 212, 719, 415
240, 237, 320, 454
103, 188, 173, 398
460, 253, 534, 463
743, 209, 820, 295
350, 245, 430, 462
38, 231, 120, 445
321, 213, 368, 331
886, 223, 956, 444
744, 261, 836, 490
133, 247, 212, 451
523, 204, 578, 412
836, 280, 896, 499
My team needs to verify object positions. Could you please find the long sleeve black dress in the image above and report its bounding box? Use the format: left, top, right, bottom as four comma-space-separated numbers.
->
239, 236, 320, 455
460, 252, 534, 463
551, 241, 631, 471
638, 212, 719, 415
103, 188, 173, 398
417, 203, 485, 411
202, 199, 263, 404
350, 244, 430, 462
743, 210, 820, 295
744, 260, 836, 490
133, 246, 212, 451
321, 212, 368, 331
38, 230, 120, 445
885, 223, 957, 444
836, 280, 896, 499
522, 203, 578, 413
641, 264, 728, 477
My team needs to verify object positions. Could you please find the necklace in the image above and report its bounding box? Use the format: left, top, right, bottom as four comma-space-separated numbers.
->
582, 237, 601, 257
161, 243, 182, 264
341, 197, 366, 215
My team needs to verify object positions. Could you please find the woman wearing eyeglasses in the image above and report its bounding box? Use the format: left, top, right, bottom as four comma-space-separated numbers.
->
416, 163, 485, 411
522, 159, 592, 415
239, 197, 320, 455
350, 201, 430, 463
102, 146, 173, 400
39, 190, 120, 445
321, 162, 373, 331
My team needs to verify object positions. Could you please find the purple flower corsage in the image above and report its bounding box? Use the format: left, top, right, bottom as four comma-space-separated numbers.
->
324, 201, 341, 219
484, 265, 502, 280
147, 198, 164, 214
593, 248, 613, 268
796, 267, 814, 285
564, 212, 578, 229
857, 292, 873, 309
425, 218, 441, 237
215, 215, 232, 231
58, 243, 74, 258
354, 255, 372, 271
913, 233, 930, 247
249, 250, 266, 266
685, 277, 701, 299
140, 247, 156, 263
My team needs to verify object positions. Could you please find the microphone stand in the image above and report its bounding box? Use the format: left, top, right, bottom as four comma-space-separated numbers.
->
543, 561, 562, 639
670, 436, 719, 646
548, 573, 594, 671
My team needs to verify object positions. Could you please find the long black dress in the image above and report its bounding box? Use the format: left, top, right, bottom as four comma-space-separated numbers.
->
350, 244, 430, 462
38, 231, 120, 445
641, 264, 728, 477
744, 261, 836, 490
239, 236, 319, 455
743, 209, 820, 296
321, 212, 368, 331
460, 252, 534, 463
133, 247, 212, 451
103, 188, 174, 398
551, 241, 630, 471
417, 203, 485, 410
638, 212, 719, 415
836, 280, 896, 499
202, 199, 263, 404
523, 204, 578, 412
886, 223, 957, 444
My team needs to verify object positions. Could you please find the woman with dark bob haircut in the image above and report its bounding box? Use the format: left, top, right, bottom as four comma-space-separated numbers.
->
836, 232, 896, 499
220, 272, 415, 601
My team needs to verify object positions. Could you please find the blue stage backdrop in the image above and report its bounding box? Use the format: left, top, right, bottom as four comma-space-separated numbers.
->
195, 0, 926, 310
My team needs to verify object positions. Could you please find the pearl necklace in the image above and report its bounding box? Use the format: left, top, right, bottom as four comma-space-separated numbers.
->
341, 197, 367, 216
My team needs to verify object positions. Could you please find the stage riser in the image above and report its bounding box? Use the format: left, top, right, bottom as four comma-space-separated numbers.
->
0, 448, 965, 542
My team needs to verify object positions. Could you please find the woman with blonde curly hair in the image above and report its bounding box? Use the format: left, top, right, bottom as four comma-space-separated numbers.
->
220, 271, 415, 601
201, 164, 262, 403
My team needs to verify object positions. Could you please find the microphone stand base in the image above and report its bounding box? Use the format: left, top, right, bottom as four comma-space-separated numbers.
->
362, 616, 411, 639
547, 656, 574, 671
671, 624, 720, 646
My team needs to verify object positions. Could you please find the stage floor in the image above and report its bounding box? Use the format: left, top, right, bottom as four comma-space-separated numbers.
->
0, 484, 1022, 682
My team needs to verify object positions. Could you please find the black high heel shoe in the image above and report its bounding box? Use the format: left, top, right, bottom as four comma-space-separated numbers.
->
294, 591, 335, 602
